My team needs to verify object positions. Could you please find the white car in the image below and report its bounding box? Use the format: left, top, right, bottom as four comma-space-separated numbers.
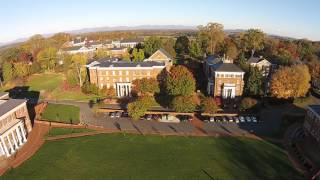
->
115, 111, 121, 118
209, 117, 215, 122
246, 116, 252, 122
109, 112, 115, 118
233, 116, 240, 123
239, 116, 245, 123
252, 116, 258, 123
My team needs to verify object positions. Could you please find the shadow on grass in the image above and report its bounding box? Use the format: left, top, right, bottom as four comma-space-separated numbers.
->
5, 86, 40, 126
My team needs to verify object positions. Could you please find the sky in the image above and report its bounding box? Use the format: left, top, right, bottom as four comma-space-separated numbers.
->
0, 0, 320, 43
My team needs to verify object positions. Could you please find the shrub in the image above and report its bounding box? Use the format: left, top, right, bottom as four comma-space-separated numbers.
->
201, 97, 219, 114
240, 97, 258, 111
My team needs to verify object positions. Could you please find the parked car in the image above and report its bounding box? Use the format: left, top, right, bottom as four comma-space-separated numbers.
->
233, 116, 240, 123
109, 112, 115, 118
239, 116, 245, 123
146, 114, 152, 121
245, 116, 252, 122
222, 116, 227, 122
203, 119, 209, 123
227, 116, 233, 122
209, 117, 215, 122
252, 116, 258, 123
122, 112, 129, 117
115, 111, 121, 118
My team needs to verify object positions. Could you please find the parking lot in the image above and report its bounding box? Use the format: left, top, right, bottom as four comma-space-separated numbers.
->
91, 112, 198, 136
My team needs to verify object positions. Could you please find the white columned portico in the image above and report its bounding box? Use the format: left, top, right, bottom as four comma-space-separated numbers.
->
6, 136, 14, 154
19, 124, 27, 142
15, 128, 23, 145
10, 132, 18, 150
222, 83, 236, 99
116, 83, 132, 97
0, 137, 9, 157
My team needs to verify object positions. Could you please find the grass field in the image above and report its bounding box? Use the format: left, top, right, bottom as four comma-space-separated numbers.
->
2, 134, 303, 180
47, 128, 94, 137
26, 73, 63, 91
41, 104, 80, 124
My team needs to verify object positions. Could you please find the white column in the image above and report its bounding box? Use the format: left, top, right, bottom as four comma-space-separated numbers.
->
117, 84, 120, 97
0, 137, 9, 157
15, 127, 23, 145
10, 132, 18, 150
6, 136, 14, 154
0, 140, 4, 156
19, 125, 27, 142
128, 85, 131, 96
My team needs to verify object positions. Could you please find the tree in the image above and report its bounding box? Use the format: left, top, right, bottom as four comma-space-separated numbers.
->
14, 62, 30, 78
71, 54, 87, 87
171, 95, 196, 113
307, 60, 320, 80
297, 39, 314, 60
93, 49, 109, 60
100, 87, 116, 98
244, 67, 264, 95
174, 36, 190, 56
217, 38, 239, 59
2, 61, 14, 82
165, 65, 196, 96
198, 22, 225, 54
189, 41, 202, 59
240, 97, 258, 111
143, 36, 162, 57
242, 29, 265, 57
201, 97, 219, 114
30, 61, 42, 74
37, 47, 58, 71
270, 64, 311, 99
127, 96, 154, 120
132, 48, 145, 62
161, 38, 176, 58
132, 78, 159, 96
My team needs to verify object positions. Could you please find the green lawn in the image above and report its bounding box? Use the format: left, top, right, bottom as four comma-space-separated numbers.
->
51, 88, 101, 101
41, 104, 80, 124
47, 128, 94, 137
26, 73, 63, 91
2, 134, 303, 180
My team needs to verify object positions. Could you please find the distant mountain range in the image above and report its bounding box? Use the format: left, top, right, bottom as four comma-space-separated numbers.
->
0, 25, 295, 48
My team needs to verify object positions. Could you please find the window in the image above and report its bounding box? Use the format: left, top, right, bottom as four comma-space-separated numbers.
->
126, 77, 129, 82
119, 71, 122, 75
100, 77, 103, 81
147, 71, 151, 76
126, 71, 129, 75
107, 83, 110, 88
112, 71, 115, 75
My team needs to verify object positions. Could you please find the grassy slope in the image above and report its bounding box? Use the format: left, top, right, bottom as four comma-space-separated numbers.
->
26, 73, 63, 91
41, 104, 80, 124
2, 134, 303, 180
46, 128, 94, 137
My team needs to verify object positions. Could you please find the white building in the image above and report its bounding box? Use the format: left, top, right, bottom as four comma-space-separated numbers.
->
0, 92, 32, 158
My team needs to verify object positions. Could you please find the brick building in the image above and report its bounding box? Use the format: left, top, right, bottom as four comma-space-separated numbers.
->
0, 92, 32, 158
87, 49, 172, 97
204, 55, 245, 99
304, 105, 320, 143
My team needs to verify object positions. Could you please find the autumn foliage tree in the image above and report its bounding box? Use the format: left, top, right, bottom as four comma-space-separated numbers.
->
171, 95, 197, 113
127, 96, 155, 120
132, 78, 160, 96
201, 97, 219, 114
270, 64, 311, 99
165, 65, 196, 96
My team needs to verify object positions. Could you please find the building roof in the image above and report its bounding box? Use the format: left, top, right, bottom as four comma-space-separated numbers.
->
62, 46, 85, 51
0, 99, 26, 118
89, 59, 165, 68
120, 39, 143, 43
309, 105, 320, 116
247, 56, 270, 64
206, 55, 244, 73
110, 47, 127, 51
213, 62, 244, 72
148, 48, 173, 61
